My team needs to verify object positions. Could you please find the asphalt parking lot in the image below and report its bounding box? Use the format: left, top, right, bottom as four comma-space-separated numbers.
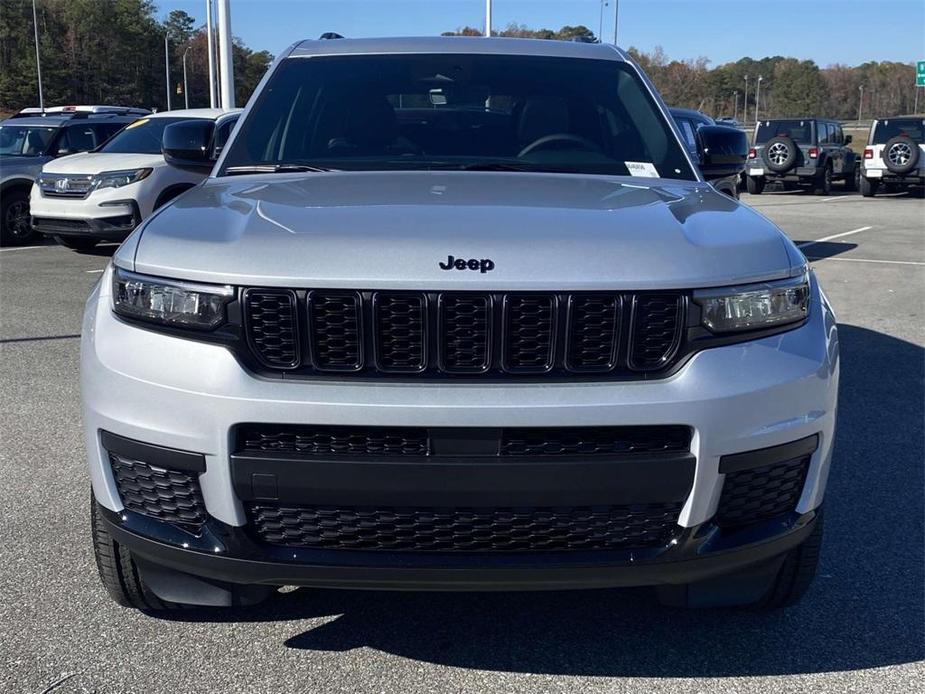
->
1, 188, 922, 694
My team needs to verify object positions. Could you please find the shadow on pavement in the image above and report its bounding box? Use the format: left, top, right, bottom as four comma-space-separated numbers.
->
793, 241, 858, 261
163, 324, 924, 678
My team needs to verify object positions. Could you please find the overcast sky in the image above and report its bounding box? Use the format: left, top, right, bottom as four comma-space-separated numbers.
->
157, 0, 925, 66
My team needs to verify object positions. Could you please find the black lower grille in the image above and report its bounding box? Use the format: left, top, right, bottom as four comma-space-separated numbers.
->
716, 455, 810, 527
247, 503, 683, 552
109, 453, 206, 527
501, 425, 692, 456
237, 424, 690, 458
239, 424, 430, 456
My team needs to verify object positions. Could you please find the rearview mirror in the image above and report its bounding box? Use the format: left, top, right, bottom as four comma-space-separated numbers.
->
696, 125, 748, 180
162, 120, 216, 172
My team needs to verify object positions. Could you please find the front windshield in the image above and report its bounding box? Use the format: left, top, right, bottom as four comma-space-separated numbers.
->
755, 120, 813, 145
0, 125, 56, 156
872, 119, 924, 144
101, 117, 205, 154
220, 54, 696, 180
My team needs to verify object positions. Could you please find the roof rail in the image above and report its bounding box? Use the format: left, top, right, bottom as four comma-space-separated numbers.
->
319, 32, 344, 40
14, 105, 150, 118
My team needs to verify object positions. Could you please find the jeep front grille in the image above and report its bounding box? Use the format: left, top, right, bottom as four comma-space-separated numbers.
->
239, 290, 687, 379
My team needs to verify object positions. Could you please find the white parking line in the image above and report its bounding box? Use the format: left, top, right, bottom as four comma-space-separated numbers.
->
0, 245, 48, 253
85, 269, 105, 274
809, 256, 925, 267
819, 196, 854, 202
797, 226, 873, 249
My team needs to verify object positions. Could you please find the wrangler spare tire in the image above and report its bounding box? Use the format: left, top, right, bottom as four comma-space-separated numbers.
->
882, 135, 919, 174
762, 136, 799, 173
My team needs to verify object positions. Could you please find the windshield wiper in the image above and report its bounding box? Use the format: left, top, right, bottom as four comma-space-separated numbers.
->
224, 164, 338, 175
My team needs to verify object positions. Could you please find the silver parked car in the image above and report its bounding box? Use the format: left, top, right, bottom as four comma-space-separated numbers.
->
82, 37, 837, 612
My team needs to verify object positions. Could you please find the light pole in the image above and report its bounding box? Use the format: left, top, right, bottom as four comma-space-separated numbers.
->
217, 0, 235, 109
743, 76, 749, 125
32, 0, 44, 113
206, 0, 217, 108
754, 75, 763, 124
485, 0, 491, 36
857, 85, 864, 124
164, 34, 172, 111
733, 90, 739, 122
613, 0, 619, 44
183, 46, 191, 109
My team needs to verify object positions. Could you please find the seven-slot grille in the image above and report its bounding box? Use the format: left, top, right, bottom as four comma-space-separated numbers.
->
240, 290, 685, 378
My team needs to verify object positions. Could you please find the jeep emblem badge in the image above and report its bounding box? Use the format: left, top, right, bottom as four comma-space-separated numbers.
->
439, 255, 495, 273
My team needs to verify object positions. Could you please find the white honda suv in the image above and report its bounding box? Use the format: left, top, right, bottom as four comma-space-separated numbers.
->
30, 108, 240, 251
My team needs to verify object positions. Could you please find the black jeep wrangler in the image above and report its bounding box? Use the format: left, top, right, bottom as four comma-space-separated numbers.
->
745, 118, 857, 195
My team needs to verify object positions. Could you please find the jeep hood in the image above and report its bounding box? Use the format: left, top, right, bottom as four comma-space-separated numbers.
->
125, 171, 797, 290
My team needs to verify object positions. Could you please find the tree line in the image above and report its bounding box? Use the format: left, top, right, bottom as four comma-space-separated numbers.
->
445, 24, 918, 121
0, 0, 272, 115
1, 9, 916, 122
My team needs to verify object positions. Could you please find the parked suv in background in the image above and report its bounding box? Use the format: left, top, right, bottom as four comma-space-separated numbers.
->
30, 108, 241, 251
83, 37, 836, 614
0, 106, 147, 245
746, 118, 857, 195
860, 116, 925, 197
669, 107, 743, 198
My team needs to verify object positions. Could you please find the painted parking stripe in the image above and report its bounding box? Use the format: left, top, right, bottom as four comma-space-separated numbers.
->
0, 245, 48, 253
809, 256, 925, 267
86, 269, 105, 274
797, 226, 873, 249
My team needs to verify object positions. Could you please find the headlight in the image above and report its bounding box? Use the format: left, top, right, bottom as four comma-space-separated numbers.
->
112, 268, 233, 330
95, 168, 152, 190
693, 273, 810, 333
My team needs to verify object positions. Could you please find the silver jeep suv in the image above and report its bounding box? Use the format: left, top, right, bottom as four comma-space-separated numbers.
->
82, 37, 838, 612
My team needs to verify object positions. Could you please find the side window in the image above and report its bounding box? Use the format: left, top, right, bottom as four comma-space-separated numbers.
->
676, 119, 697, 152
90, 123, 124, 147
213, 117, 239, 156
55, 126, 98, 155
833, 125, 843, 145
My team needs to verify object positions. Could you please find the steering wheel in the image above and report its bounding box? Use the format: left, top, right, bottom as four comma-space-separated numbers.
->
518, 133, 600, 158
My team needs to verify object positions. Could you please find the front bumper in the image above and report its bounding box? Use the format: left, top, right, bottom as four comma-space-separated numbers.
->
82, 266, 839, 589
29, 187, 141, 240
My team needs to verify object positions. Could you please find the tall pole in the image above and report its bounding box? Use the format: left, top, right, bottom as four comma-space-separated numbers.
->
915, 87, 920, 116
217, 0, 235, 108
484, 0, 491, 37
613, 0, 619, 44
743, 76, 749, 125
164, 34, 172, 111
755, 75, 763, 124
857, 85, 863, 124
183, 47, 191, 109
32, 0, 44, 113
733, 90, 738, 122
206, 0, 217, 108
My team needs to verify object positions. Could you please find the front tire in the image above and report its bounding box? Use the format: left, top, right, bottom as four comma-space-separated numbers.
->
860, 175, 879, 197
54, 235, 99, 251
0, 189, 38, 246
91, 493, 180, 611
746, 176, 765, 195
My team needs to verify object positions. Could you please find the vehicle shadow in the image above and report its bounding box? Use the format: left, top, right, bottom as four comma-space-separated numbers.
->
162, 324, 924, 678
792, 241, 857, 261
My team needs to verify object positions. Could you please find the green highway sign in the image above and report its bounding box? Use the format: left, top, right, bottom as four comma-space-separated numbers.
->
918, 60, 925, 87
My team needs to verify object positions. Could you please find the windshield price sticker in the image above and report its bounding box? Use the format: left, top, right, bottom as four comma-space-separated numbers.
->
625, 161, 660, 178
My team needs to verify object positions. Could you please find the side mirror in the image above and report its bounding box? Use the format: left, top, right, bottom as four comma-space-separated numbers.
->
162, 120, 216, 172
696, 125, 748, 180
844, 134, 852, 145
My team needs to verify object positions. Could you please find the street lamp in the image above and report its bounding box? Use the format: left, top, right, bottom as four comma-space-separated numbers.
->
743, 76, 749, 125
183, 46, 191, 109
733, 90, 739, 123
857, 85, 864, 124
754, 75, 763, 124
164, 34, 171, 111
